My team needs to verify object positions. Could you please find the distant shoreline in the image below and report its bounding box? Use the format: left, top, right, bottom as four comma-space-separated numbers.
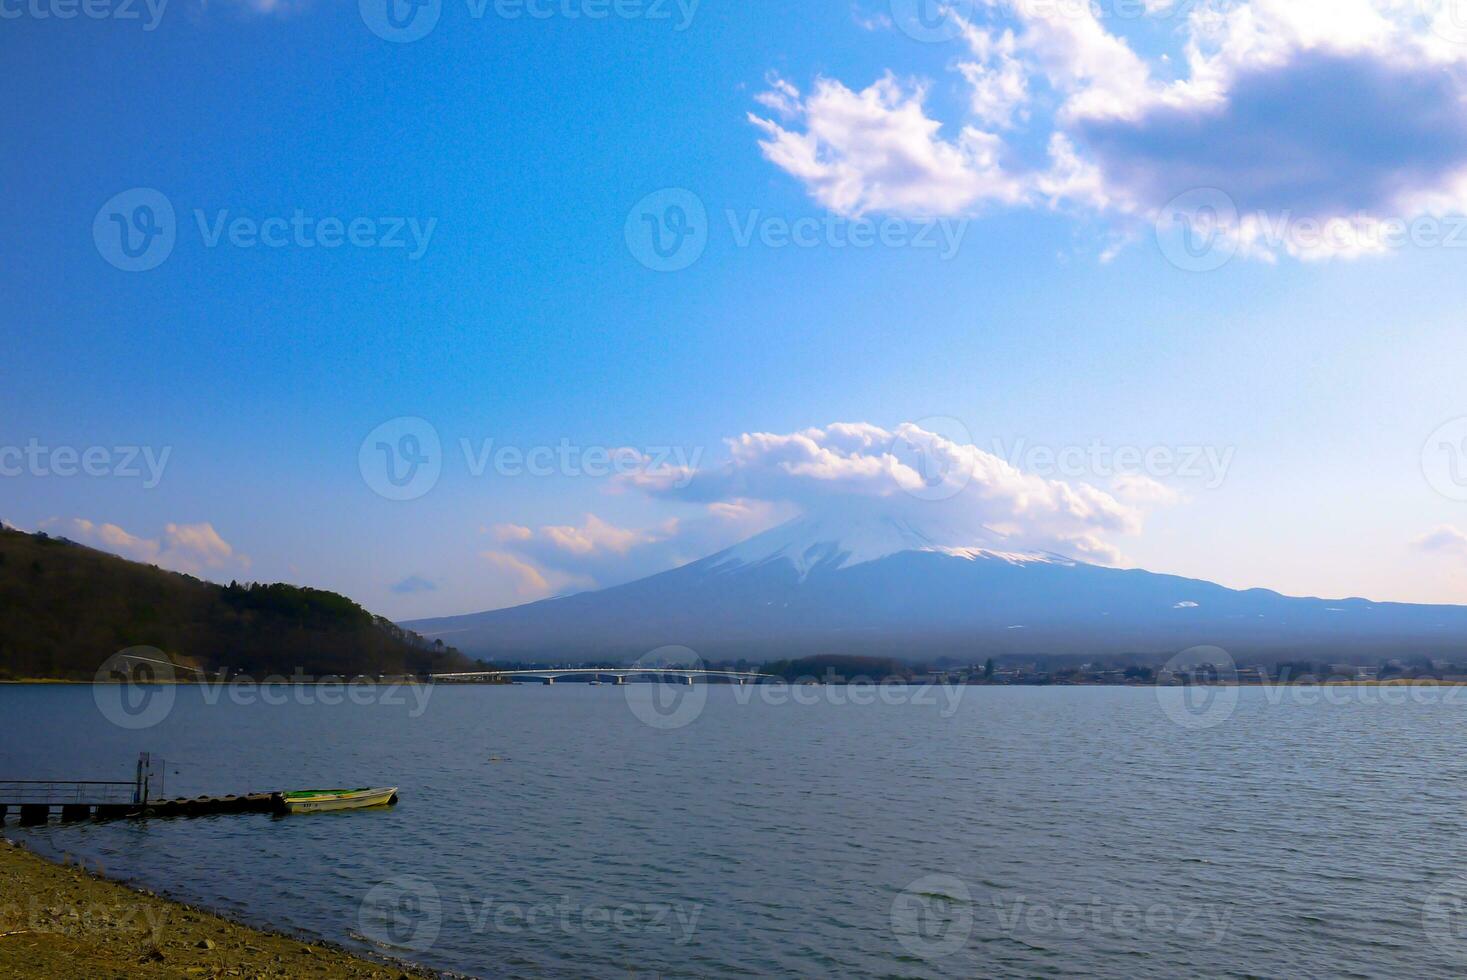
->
0, 677, 435, 685
7, 677, 1467, 688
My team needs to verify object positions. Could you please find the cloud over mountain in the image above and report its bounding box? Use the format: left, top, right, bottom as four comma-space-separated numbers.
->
633, 421, 1148, 562
482, 421, 1175, 600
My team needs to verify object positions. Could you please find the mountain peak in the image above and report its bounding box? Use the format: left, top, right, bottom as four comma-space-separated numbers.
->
705, 513, 1069, 580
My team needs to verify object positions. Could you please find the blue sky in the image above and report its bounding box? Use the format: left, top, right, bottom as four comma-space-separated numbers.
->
5, 0, 1467, 618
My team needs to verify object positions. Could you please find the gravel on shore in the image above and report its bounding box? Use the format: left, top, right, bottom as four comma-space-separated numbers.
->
0, 837, 442, 979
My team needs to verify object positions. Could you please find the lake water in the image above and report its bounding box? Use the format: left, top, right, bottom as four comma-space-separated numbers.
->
5, 681, 1467, 977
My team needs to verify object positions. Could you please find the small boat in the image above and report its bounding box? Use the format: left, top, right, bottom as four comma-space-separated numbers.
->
275, 787, 398, 814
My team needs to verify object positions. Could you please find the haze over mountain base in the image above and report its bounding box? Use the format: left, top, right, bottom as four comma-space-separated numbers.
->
406, 517, 1467, 664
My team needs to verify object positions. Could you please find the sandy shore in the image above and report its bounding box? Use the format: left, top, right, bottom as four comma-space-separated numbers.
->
0, 838, 441, 978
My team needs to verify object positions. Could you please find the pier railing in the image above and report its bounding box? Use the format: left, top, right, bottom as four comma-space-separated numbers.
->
0, 780, 139, 806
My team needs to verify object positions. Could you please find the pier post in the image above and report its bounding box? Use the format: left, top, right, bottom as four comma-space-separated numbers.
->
542, 677, 555, 686
682, 675, 694, 686
613, 675, 626, 685
0, 804, 6, 823
19, 805, 48, 826
60, 804, 92, 822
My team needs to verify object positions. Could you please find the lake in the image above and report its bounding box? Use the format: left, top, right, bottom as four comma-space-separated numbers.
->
4, 681, 1467, 977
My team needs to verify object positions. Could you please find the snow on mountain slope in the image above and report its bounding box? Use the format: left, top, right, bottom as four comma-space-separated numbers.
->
706, 514, 1073, 579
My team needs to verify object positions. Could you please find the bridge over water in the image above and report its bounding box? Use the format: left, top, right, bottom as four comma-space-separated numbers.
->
432, 668, 776, 686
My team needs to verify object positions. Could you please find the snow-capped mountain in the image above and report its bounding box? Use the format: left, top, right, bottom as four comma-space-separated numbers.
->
405, 515, 1467, 663
706, 514, 1070, 579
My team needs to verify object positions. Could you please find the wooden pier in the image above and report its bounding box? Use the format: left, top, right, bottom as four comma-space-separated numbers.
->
0, 784, 285, 823
0, 754, 286, 824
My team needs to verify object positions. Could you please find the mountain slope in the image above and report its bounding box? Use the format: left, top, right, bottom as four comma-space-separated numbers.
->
407, 516, 1467, 663
0, 527, 472, 679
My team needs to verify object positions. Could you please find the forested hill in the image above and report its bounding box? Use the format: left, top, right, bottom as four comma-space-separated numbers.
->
0, 526, 473, 680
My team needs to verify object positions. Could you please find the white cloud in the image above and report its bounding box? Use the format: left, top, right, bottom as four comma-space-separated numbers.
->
479, 502, 789, 600
637, 421, 1159, 565
749, 74, 1023, 218
852, 6, 893, 32
1414, 524, 1467, 558
1002, 0, 1157, 122
957, 26, 1031, 128
1112, 473, 1183, 506
45, 518, 249, 578
482, 421, 1185, 594
480, 550, 554, 599
754, 0, 1467, 260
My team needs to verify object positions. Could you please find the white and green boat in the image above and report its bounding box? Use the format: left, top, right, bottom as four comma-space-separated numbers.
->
275, 787, 398, 814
